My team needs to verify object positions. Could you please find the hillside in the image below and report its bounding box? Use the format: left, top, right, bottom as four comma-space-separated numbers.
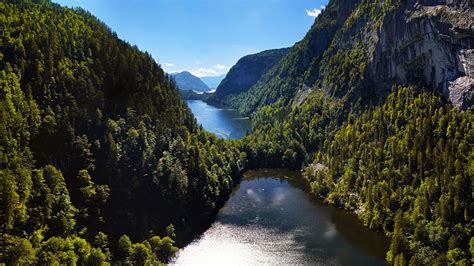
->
172, 71, 210, 92
226, 0, 473, 115
215, 48, 289, 99
245, 86, 473, 264
0, 0, 472, 264
0, 1, 245, 264
240, 0, 473, 264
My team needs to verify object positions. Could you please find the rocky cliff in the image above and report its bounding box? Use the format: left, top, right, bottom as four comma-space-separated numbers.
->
370, 0, 473, 109
224, 0, 473, 114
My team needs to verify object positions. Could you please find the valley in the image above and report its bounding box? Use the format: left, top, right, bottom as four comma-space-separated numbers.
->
177, 100, 389, 265
186, 100, 251, 139
0, 0, 472, 265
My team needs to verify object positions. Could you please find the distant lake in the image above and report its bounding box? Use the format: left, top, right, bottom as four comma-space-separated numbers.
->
172, 170, 389, 265
186, 100, 251, 139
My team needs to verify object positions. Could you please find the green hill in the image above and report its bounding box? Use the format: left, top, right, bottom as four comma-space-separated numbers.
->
215, 48, 289, 99
0, 0, 245, 264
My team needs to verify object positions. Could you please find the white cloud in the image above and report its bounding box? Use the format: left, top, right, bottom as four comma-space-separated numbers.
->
195, 61, 202, 65
164, 62, 174, 67
213, 64, 228, 70
306, 6, 324, 17
191, 68, 218, 77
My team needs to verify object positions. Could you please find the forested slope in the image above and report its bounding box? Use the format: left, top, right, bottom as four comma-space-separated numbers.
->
226, 0, 473, 115
306, 88, 473, 264
215, 48, 289, 99
1, 0, 473, 265
244, 86, 473, 264
0, 0, 245, 264
238, 0, 474, 264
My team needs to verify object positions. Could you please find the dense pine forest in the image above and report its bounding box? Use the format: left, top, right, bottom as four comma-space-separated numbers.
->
216, 0, 473, 264
242, 87, 473, 264
0, 0, 245, 264
0, 0, 473, 265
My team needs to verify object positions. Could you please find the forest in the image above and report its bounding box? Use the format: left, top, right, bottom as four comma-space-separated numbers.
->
0, 0, 473, 265
0, 0, 246, 264
243, 87, 473, 264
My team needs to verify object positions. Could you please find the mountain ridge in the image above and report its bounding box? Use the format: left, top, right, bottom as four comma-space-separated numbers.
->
171, 71, 210, 92
215, 48, 290, 99
222, 0, 473, 115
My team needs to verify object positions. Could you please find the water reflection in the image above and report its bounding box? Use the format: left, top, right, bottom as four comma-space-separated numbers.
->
172, 170, 389, 265
186, 100, 251, 139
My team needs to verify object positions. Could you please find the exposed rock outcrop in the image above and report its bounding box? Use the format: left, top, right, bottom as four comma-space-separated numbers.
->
219, 0, 473, 113
370, 0, 473, 109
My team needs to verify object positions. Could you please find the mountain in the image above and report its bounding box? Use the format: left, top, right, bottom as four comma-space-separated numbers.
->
172, 71, 210, 92
0, 1, 244, 264
1, 0, 472, 264
239, 0, 473, 264
215, 48, 289, 99
224, 0, 473, 115
201, 74, 226, 89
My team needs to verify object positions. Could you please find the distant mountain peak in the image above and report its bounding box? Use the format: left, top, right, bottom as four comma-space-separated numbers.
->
172, 71, 210, 92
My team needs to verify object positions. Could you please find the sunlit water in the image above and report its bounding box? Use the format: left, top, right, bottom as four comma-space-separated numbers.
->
172, 170, 389, 265
186, 100, 251, 139
181, 102, 389, 265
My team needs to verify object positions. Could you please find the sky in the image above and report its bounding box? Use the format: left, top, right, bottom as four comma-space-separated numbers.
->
53, 0, 328, 77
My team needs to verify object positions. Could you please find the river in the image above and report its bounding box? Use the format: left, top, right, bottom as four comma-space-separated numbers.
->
174, 100, 389, 265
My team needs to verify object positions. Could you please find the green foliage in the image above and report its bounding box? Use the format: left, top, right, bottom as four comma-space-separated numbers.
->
87, 247, 109, 266
1, 0, 471, 265
303, 87, 473, 263
0, 0, 245, 263
115, 234, 178, 265
117, 235, 132, 261
243, 90, 343, 170
149, 236, 178, 262
0, 235, 37, 265
130, 242, 153, 265
217, 0, 366, 115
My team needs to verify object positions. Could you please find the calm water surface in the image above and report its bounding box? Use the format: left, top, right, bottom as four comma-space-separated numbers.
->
186, 100, 251, 139
179, 101, 389, 265
172, 170, 389, 265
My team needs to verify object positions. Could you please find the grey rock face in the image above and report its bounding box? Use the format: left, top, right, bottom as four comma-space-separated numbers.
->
449, 49, 473, 109
370, 0, 474, 109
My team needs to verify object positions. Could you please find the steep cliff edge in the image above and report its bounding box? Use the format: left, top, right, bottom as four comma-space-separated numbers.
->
225, 0, 362, 115
370, 0, 474, 109
226, 0, 473, 114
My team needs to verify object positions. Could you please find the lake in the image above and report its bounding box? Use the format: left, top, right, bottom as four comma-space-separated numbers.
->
186, 100, 251, 139
176, 101, 390, 265
172, 170, 389, 265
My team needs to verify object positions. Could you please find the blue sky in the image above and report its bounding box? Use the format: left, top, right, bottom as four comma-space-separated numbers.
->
54, 0, 327, 77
